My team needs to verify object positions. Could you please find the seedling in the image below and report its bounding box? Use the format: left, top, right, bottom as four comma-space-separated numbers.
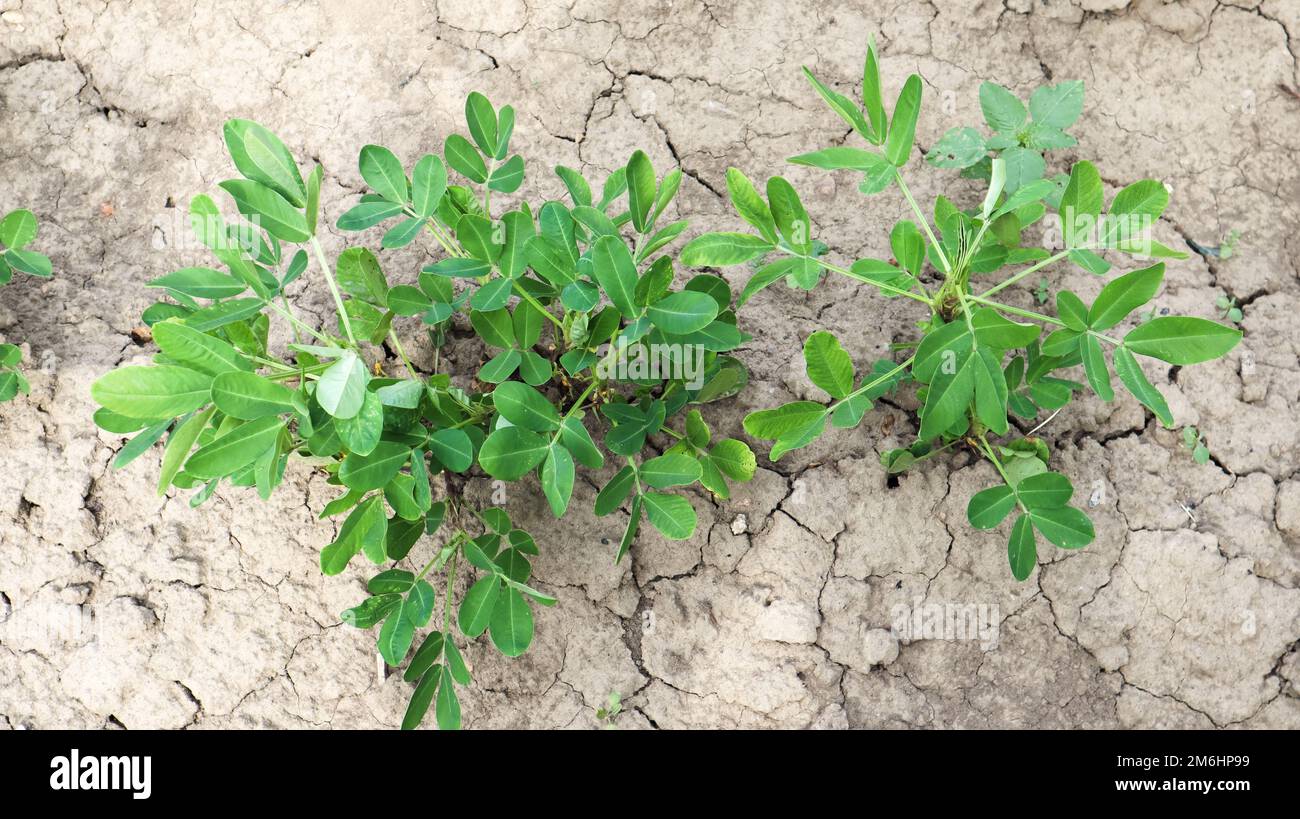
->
90, 95, 755, 728
1181, 425, 1211, 465
683, 39, 1241, 580
595, 691, 623, 728
1215, 294, 1243, 324
0, 209, 53, 403
1033, 277, 1051, 305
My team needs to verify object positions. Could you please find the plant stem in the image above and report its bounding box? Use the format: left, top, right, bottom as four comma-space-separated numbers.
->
806, 254, 934, 305
893, 169, 951, 275
977, 248, 1072, 299
976, 434, 1027, 513
966, 294, 1123, 345
830, 355, 915, 410
513, 280, 563, 328
388, 329, 420, 380
265, 299, 334, 346
309, 236, 356, 346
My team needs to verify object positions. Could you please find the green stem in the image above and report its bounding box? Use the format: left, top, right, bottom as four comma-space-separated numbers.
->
977, 248, 1072, 300
805, 254, 933, 306
894, 169, 951, 275
388, 330, 421, 381
265, 299, 334, 346
966, 294, 1123, 345
513, 280, 563, 328
309, 236, 356, 346
830, 355, 915, 410
976, 434, 1027, 514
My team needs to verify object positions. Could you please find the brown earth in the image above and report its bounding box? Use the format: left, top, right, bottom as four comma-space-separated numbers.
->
1, 0, 1297, 729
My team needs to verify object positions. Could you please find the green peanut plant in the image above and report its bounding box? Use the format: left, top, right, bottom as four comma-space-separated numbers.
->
90, 94, 756, 728
0, 208, 53, 403
682, 39, 1241, 581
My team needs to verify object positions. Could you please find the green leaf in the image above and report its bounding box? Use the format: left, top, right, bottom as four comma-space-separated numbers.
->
642, 492, 696, 540
967, 484, 1016, 529
489, 586, 534, 657
647, 291, 720, 334
788, 146, 889, 172
1056, 291, 1089, 331
725, 167, 777, 244
210, 371, 293, 420
315, 352, 369, 420
709, 439, 756, 482
488, 155, 525, 193
1113, 346, 1173, 427
861, 37, 887, 142
147, 267, 247, 300
342, 593, 401, 629
1123, 317, 1241, 365
541, 444, 575, 517
377, 604, 415, 666
492, 382, 560, 431
917, 350, 977, 440
680, 232, 772, 268
478, 426, 548, 480
444, 639, 471, 684
336, 201, 404, 231
359, 144, 409, 204
1000, 147, 1045, 194
0, 209, 37, 249
1028, 80, 1084, 130
980, 82, 1027, 133
1016, 472, 1072, 509
1106, 179, 1169, 228
458, 574, 500, 638
640, 454, 702, 489
1007, 514, 1037, 581
595, 466, 636, 515
337, 390, 384, 456
401, 665, 440, 730
767, 177, 811, 254
388, 285, 432, 317
1080, 334, 1113, 400
803, 331, 854, 400
1028, 505, 1094, 549
223, 120, 307, 207
444, 134, 487, 183
91, 365, 213, 420
158, 406, 216, 494
617, 495, 642, 562
112, 419, 171, 470
884, 75, 922, 167
185, 416, 283, 479
152, 320, 251, 376
626, 150, 657, 233
435, 665, 461, 730
1058, 160, 1103, 247
368, 569, 415, 595
217, 179, 311, 243
1088, 263, 1164, 330
465, 92, 498, 155
428, 427, 473, 473
411, 154, 448, 218
339, 441, 410, 491
743, 400, 827, 440
802, 66, 873, 141
926, 127, 986, 169
591, 234, 639, 317
478, 350, 521, 384
972, 308, 1041, 349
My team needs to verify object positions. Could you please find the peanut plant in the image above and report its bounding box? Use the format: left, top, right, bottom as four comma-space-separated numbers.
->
0, 209, 53, 402
90, 95, 755, 728
682, 40, 1240, 580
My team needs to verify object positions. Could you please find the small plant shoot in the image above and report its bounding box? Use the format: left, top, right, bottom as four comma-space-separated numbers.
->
682, 39, 1241, 581
90, 95, 755, 728
0, 208, 53, 403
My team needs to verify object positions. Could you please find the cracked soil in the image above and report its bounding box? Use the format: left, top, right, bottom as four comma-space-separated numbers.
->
1, 0, 1298, 729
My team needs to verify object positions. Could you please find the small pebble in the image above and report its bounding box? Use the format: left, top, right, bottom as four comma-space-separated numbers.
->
730, 513, 747, 535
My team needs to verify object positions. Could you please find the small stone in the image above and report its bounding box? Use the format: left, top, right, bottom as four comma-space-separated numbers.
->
730, 514, 748, 535
130, 326, 152, 344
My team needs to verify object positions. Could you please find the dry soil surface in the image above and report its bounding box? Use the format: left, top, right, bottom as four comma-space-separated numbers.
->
1, 0, 1299, 729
